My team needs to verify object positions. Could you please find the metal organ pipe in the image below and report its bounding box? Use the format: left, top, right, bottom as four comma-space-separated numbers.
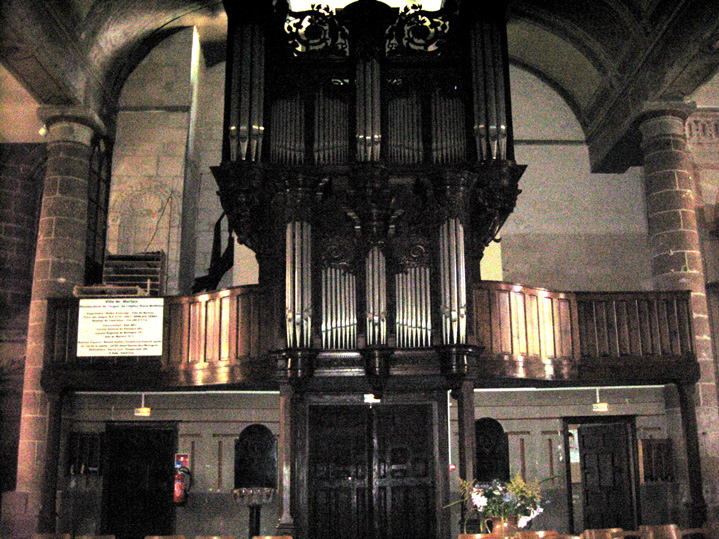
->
228, 24, 265, 162
321, 267, 357, 350
468, 10, 513, 162
439, 218, 467, 345
356, 59, 381, 162
365, 246, 387, 346
396, 266, 431, 348
285, 221, 312, 348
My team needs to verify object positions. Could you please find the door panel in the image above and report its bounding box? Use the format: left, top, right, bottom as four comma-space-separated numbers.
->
309, 405, 435, 539
579, 422, 635, 530
309, 406, 371, 539
102, 425, 176, 539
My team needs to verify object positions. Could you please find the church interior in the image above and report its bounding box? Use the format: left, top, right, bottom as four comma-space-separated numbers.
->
2, 1, 719, 538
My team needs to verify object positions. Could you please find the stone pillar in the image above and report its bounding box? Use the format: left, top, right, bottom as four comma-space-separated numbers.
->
639, 102, 715, 524
2, 106, 104, 537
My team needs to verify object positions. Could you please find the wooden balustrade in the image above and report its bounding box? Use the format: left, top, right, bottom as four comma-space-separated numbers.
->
165, 285, 278, 369
44, 286, 281, 389
575, 291, 693, 358
472, 282, 579, 379
471, 283, 696, 382
574, 291, 696, 381
43, 283, 698, 390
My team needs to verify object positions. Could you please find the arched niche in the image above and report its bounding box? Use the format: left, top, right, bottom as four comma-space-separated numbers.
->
474, 417, 509, 483
234, 424, 278, 489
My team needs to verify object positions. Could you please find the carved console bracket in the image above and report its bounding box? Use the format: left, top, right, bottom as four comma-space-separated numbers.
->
467, 161, 525, 256
436, 344, 480, 387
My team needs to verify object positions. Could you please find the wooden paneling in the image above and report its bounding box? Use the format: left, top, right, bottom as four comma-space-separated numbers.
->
164, 286, 271, 369
575, 292, 694, 358
473, 282, 579, 378
44, 284, 697, 388
45, 286, 275, 388
472, 283, 695, 382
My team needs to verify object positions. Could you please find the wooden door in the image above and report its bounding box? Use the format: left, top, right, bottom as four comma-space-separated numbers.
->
579, 422, 636, 530
308, 404, 435, 539
102, 425, 177, 539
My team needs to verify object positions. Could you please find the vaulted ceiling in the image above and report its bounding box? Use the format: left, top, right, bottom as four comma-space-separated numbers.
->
1, 0, 718, 171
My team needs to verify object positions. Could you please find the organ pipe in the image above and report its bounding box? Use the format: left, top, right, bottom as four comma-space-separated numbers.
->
225, 23, 266, 163
396, 266, 432, 348
439, 218, 467, 344
321, 267, 358, 349
285, 221, 312, 348
468, 10, 514, 162
366, 246, 387, 346
356, 59, 381, 161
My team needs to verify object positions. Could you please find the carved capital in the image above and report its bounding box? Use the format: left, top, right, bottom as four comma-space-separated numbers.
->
284, 172, 320, 222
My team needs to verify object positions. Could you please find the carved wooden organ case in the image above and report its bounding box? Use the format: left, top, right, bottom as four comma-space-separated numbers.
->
213, 0, 525, 382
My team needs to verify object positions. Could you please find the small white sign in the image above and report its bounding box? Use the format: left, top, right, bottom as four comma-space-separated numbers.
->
592, 402, 609, 413
77, 298, 164, 357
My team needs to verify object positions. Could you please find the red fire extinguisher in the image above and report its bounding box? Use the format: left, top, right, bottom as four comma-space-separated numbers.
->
173, 466, 192, 505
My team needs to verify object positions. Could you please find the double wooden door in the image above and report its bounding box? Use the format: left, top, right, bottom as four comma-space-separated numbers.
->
308, 404, 436, 539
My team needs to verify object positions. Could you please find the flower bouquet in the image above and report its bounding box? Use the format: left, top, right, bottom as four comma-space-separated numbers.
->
456, 474, 544, 533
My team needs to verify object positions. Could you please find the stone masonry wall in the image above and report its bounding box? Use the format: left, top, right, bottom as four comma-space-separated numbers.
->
0, 143, 45, 503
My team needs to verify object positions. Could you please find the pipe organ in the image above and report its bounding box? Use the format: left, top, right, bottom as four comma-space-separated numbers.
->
214, 0, 525, 376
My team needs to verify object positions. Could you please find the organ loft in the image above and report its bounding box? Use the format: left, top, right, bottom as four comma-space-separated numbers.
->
209, 3, 528, 534
212, 0, 526, 382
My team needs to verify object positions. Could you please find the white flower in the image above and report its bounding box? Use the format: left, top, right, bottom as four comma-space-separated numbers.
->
518, 507, 544, 528
470, 490, 488, 509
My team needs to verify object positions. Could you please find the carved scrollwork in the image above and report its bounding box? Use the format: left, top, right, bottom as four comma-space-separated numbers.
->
467, 163, 525, 252
386, 6, 450, 55
319, 235, 358, 271
391, 235, 431, 271
211, 162, 264, 249
284, 5, 349, 56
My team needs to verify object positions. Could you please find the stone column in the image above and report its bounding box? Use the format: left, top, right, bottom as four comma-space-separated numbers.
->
639, 102, 714, 524
3, 106, 104, 536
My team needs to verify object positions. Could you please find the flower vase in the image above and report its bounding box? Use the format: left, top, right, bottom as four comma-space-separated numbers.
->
488, 516, 519, 538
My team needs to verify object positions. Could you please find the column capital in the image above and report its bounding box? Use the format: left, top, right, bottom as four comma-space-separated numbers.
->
639, 100, 696, 140
641, 100, 697, 120
38, 105, 106, 140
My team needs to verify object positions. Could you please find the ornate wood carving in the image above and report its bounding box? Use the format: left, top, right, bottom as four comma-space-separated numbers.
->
284, 5, 349, 57
386, 5, 452, 56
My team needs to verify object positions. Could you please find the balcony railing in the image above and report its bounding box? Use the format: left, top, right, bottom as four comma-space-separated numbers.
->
43, 282, 698, 390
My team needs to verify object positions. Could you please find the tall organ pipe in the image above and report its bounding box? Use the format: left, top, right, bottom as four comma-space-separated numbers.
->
467, 4, 515, 163
356, 59, 381, 162
440, 218, 467, 344
223, 11, 267, 163
285, 221, 312, 348
366, 246, 387, 346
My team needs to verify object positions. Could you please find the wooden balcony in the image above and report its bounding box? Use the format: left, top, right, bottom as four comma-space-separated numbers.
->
41, 283, 699, 392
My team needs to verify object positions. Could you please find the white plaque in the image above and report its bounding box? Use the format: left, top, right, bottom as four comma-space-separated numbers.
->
77, 298, 164, 357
